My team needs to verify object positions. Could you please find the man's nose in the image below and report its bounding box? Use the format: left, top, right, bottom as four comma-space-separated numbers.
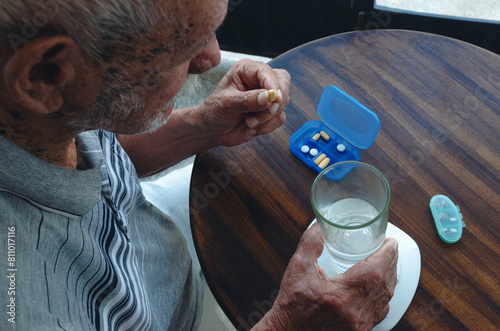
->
188, 34, 221, 74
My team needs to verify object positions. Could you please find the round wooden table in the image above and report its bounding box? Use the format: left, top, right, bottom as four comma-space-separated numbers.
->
190, 30, 500, 330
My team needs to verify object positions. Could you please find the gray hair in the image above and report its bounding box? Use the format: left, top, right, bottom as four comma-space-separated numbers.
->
0, 0, 183, 62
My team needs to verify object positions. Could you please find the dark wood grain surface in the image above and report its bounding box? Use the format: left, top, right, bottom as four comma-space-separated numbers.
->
190, 30, 500, 330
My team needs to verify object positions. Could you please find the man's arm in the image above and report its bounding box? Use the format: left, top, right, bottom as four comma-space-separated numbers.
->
117, 104, 215, 177
253, 223, 399, 331
118, 59, 290, 177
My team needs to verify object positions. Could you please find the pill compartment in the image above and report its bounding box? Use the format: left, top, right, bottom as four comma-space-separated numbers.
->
289, 86, 380, 173
430, 195, 465, 244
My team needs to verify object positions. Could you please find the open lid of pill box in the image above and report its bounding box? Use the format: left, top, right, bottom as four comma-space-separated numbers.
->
289, 86, 381, 173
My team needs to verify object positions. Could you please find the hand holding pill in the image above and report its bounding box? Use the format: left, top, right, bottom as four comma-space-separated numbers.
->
198, 59, 290, 148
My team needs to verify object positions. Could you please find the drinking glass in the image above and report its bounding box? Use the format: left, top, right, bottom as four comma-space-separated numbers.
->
310, 161, 390, 273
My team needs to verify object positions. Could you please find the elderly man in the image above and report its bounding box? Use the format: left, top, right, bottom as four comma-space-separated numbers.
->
0, 0, 398, 330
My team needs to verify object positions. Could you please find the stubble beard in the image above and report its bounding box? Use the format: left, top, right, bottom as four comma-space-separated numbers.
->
64, 71, 176, 135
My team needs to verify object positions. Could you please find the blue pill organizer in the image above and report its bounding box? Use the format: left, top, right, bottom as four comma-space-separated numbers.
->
289, 86, 381, 173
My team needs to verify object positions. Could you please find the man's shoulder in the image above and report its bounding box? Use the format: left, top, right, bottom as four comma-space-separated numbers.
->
0, 189, 38, 219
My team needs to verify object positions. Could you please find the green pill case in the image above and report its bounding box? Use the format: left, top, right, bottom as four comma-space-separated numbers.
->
429, 195, 465, 244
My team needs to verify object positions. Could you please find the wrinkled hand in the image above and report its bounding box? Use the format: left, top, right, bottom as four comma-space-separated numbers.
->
198, 58, 290, 147
256, 223, 398, 331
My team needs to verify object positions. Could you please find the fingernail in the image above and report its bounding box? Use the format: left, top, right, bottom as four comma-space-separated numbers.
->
277, 89, 283, 102
258, 91, 269, 106
247, 128, 257, 136
247, 117, 259, 128
270, 103, 280, 114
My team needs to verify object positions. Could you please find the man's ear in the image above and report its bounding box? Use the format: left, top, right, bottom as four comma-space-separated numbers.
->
3, 35, 76, 115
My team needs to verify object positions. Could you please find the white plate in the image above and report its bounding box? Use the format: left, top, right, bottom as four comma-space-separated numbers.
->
309, 221, 421, 330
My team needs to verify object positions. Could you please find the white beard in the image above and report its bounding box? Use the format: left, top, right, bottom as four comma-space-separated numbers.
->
141, 73, 203, 133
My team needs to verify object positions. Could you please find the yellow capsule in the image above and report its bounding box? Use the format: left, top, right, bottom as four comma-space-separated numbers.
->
318, 157, 330, 169
268, 89, 277, 102
320, 131, 330, 141
312, 133, 321, 141
314, 153, 327, 165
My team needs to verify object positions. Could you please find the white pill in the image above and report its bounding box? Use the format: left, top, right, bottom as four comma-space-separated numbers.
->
337, 144, 346, 152
310, 148, 318, 156
450, 228, 458, 233
301, 145, 310, 153
450, 217, 457, 221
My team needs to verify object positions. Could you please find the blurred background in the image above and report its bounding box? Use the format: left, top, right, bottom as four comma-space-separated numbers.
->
216, 0, 500, 57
